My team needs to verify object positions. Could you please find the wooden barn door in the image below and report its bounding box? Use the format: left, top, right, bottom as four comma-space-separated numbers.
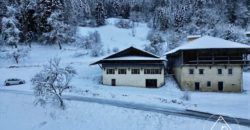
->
146, 79, 157, 88
111, 79, 116, 86
218, 82, 223, 91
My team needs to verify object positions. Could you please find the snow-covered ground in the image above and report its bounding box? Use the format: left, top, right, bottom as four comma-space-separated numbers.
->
0, 92, 248, 130
77, 18, 150, 51
0, 18, 249, 129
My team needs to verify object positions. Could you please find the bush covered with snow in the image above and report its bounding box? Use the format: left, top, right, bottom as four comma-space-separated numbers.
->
6, 47, 30, 64
75, 31, 104, 57
115, 19, 132, 29
181, 89, 190, 101
144, 31, 165, 56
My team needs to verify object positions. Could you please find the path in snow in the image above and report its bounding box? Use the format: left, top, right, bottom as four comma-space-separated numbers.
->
0, 88, 249, 127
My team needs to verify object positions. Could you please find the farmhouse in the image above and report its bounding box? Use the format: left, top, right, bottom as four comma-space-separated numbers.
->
165, 36, 250, 92
91, 47, 166, 88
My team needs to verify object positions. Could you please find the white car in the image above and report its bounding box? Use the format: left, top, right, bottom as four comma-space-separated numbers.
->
4, 79, 25, 86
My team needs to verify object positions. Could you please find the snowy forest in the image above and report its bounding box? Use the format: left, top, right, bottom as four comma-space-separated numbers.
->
0, 0, 250, 54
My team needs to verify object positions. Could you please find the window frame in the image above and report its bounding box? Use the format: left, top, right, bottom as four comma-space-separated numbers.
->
131, 69, 140, 74
228, 68, 233, 75
118, 69, 127, 74
189, 69, 194, 74
218, 69, 222, 75
207, 81, 211, 87
144, 69, 161, 74
199, 69, 204, 75
106, 69, 115, 74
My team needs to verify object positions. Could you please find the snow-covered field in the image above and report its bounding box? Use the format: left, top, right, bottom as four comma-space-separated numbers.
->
0, 92, 249, 130
0, 18, 249, 129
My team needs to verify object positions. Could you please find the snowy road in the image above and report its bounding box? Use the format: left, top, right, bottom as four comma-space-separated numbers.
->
0, 88, 249, 127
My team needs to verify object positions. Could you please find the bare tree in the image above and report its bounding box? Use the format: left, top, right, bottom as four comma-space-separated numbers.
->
7, 47, 30, 64
31, 58, 76, 109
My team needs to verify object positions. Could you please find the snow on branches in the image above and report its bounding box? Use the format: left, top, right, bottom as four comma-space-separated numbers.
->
32, 58, 76, 109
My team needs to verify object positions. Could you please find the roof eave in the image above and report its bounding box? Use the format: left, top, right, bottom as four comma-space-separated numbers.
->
166, 47, 250, 56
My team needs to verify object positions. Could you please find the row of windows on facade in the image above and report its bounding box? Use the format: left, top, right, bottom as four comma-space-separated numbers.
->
196, 81, 223, 87
106, 68, 162, 75
189, 68, 233, 75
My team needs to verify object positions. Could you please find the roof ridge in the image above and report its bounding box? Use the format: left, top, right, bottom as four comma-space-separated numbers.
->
165, 36, 250, 55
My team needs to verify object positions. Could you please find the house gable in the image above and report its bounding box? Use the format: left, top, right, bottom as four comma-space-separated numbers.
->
104, 46, 159, 59
90, 47, 164, 65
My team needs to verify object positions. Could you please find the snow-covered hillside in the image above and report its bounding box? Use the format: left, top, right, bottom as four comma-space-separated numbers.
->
77, 18, 150, 51
0, 18, 250, 130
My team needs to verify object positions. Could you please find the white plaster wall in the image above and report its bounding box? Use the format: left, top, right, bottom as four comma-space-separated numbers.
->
103, 67, 165, 88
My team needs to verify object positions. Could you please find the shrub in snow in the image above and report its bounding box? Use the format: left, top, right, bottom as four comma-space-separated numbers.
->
106, 48, 111, 54
90, 44, 103, 57
75, 31, 103, 57
76, 31, 102, 49
181, 89, 190, 101
92, 75, 103, 85
144, 31, 165, 55
112, 47, 119, 53
89, 31, 103, 57
73, 51, 88, 58
165, 31, 183, 50
31, 58, 76, 109
7, 47, 30, 64
212, 24, 248, 44
115, 19, 132, 29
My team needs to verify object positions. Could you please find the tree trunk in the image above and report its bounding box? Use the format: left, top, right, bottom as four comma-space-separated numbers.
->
58, 42, 62, 50
56, 94, 65, 110
14, 56, 19, 64
28, 42, 31, 48
12, 44, 17, 48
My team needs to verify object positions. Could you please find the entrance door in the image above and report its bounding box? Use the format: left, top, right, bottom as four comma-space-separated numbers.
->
111, 79, 116, 86
146, 79, 157, 88
218, 82, 223, 91
195, 82, 200, 91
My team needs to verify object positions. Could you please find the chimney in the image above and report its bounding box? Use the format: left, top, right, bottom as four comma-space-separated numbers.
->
187, 35, 201, 43
246, 32, 250, 37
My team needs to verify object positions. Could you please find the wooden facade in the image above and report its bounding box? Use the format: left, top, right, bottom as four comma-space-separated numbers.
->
167, 48, 250, 73
166, 36, 250, 92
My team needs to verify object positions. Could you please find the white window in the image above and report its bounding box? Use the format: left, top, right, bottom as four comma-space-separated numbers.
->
144, 69, 151, 74
106, 69, 115, 74
144, 69, 161, 74
118, 69, 127, 74
131, 69, 140, 74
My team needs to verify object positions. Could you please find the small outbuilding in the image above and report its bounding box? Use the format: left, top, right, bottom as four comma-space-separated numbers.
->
91, 47, 166, 88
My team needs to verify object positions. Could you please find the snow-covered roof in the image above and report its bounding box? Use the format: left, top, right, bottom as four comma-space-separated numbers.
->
104, 56, 165, 61
90, 46, 165, 65
165, 36, 250, 55
246, 32, 250, 35
187, 35, 201, 39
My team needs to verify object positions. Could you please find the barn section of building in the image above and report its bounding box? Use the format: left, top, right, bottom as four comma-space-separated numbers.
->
90, 47, 166, 88
165, 36, 250, 92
